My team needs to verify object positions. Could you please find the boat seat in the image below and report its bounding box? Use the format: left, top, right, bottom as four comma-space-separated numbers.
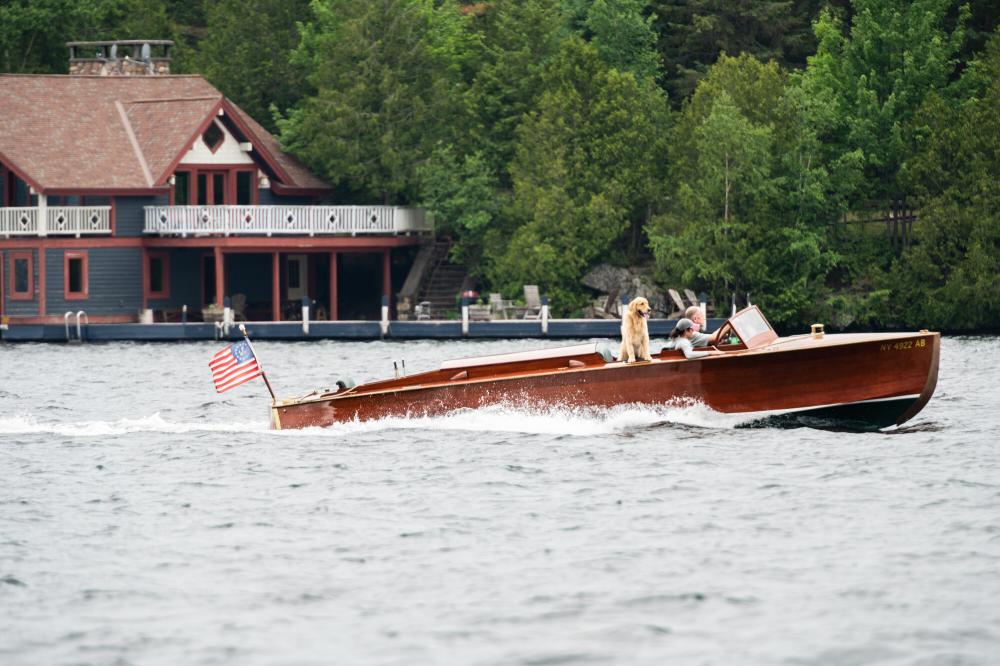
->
594, 342, 615, 363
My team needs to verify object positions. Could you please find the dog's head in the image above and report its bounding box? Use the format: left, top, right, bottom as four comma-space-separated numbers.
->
628, 297, 651, 320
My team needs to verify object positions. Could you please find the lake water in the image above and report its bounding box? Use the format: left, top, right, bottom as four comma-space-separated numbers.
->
1, 336, 998, 665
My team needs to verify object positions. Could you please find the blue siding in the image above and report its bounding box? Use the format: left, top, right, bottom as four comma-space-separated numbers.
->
114, 194, 169, 237
148, 249, 203, 310
2, 248, 40, 316
258, 189, 315, 206
45, 248, 142, 316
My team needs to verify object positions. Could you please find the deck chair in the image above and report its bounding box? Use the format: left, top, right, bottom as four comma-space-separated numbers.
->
489, 293, 509, 320
522, 285, 542, 319
667, 289, 686, 318
230, 293, 247, 321
684, 289, 701, 308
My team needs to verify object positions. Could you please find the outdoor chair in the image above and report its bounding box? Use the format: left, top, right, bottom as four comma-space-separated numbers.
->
522, 285, 542, 319
230, 293, 247, 321
489, 293, 511, 320
667, 289, 687, 318
684, 289, 701, 308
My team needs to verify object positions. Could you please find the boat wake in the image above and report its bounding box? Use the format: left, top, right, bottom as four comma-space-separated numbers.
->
0, 402, 753, 439
0, 413, 271, 438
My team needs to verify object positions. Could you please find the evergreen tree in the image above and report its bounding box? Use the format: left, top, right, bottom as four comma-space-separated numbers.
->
650, 0, 833, 101
465, 0, 566, 183
198, 0, 310, 132
648, 55, 842, 326
586, 0, 661, 81
0, 0, 181, 73
489, 38, 670, 311
417, 145, 504, 272
889, 29, 1000, 329
279, 0, 468, 203
802, 0, 969, 200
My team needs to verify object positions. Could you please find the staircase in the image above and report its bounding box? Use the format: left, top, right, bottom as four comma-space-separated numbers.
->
417, 241, 469, 318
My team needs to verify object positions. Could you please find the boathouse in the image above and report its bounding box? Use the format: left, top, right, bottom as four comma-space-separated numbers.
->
0, 40, 430, 326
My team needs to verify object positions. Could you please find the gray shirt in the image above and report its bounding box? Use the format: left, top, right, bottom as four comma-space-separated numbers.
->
691, 331, 711, 347
674, 337, 709, 359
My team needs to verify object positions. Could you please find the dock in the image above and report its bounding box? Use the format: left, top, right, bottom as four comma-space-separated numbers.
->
0, 318, 727, 342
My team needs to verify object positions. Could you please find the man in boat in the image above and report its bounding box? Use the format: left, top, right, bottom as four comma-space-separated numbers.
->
684, 305, 722, 347
668, 318, 725, 359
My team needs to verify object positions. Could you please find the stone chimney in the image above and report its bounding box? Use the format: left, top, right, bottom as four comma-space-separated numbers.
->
66, 40, 173, 76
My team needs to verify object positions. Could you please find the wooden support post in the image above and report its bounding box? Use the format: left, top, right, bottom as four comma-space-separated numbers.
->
213, 246, 224, 308
382, 249, 392, 319
141, 247, 148, 311
272, 251, 281, 322
329, 251, 338, 321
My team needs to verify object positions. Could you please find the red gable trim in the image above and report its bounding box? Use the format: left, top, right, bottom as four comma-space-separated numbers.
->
218, 98, 295, 186
150, 97, 304, 191
152, 97, 226, 186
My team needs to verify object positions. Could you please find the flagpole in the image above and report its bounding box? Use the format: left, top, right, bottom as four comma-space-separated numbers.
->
239, 324, 277, 403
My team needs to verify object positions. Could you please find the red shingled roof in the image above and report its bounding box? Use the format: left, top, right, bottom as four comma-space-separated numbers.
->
0, 74, 330, 194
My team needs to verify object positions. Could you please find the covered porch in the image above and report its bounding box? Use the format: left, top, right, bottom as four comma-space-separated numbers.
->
142, 237, 419, 322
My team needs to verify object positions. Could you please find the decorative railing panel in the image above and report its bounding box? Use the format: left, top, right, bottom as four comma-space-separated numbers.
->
0, 207, 37, 236
144, 205, 432, 236
48, 207, 112, 235
0, 206, 111, 236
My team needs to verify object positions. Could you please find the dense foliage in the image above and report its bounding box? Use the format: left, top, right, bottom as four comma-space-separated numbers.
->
2, 0, 998, 330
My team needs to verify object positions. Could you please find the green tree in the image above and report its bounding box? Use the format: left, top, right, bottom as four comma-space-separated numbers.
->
585, 0, 661, 81
198, 0, 310, 132
802, 0, 969, 200
279, 0, 468, 203
488, 38, 670, 311
650, 0, 834, 101
0, 0, 180, 73
889, 30, 1000, 329
465, 0, 566, 182
417, 145, 505, 272
648, 55, 843, 326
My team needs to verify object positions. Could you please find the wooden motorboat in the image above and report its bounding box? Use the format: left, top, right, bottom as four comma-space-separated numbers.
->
270, 307, 940, 431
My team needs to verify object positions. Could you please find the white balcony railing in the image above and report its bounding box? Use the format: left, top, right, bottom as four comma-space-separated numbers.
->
0, 206, 112, 237
144, 205, 432, 237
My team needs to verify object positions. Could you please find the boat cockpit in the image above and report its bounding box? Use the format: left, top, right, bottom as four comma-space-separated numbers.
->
658, 305, 778, 357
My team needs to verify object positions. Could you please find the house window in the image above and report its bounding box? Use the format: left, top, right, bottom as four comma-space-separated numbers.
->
10, 252, 33, 300
147, 252, 170, 299
174, 171, 191, 205
64, 252, 88, 300
202, 122, 224, 153
236, 171, 253, 205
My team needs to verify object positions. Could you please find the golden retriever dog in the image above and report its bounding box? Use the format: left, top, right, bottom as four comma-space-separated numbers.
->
619, 297, 652, 363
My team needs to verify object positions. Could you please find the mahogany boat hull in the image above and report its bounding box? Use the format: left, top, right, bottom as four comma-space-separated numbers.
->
271, 331, 940, 432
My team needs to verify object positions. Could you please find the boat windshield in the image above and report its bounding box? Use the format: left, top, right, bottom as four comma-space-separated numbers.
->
726, 306, 778, 349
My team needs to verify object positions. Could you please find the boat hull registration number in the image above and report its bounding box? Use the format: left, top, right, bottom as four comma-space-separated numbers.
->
880, 338, 926, 352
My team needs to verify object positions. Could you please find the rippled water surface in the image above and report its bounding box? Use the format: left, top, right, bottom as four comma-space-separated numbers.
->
1, 336, 998, 665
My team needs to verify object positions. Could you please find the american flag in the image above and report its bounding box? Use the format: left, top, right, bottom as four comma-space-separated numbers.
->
209, 340, 262, 393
